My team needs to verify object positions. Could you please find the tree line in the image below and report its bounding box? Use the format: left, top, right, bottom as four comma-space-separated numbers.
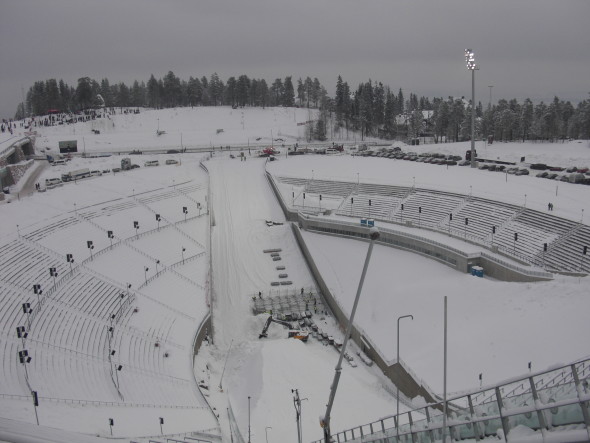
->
17, 72, 327, 116
15, 72, 590, 142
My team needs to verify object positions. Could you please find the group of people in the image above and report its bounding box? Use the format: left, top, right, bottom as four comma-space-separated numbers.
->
548, 202, 555, 211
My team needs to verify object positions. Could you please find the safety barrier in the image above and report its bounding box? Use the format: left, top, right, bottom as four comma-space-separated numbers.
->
312, 358, 590, 443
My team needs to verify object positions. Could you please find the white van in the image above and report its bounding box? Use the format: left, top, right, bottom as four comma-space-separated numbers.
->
52, 160, 67, 166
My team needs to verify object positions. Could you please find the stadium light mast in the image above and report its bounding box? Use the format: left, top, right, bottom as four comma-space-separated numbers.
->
465, 49, 479, 168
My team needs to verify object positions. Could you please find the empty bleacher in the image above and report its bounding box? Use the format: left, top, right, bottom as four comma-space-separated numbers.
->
393, 190, 466, 229
272, 174, 590, 273
447, 197, 519, 241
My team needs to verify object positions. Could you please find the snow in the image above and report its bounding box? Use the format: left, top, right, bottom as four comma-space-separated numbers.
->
0, 107, 589, 443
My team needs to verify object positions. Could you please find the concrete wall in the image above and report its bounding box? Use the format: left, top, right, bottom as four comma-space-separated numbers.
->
291, 222, 437, 402
6, 160, 35, 186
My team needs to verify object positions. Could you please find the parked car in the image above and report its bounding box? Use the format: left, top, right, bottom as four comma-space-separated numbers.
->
536, 171, 549, 178
90, 170, 102, 176
165, 159, 178, 165
530, 163, 548, 170
515, 168, 530, 176
547, 173, 558, 180
458, 160, 470, 166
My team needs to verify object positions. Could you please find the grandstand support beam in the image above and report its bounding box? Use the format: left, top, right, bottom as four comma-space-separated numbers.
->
528, 376, 549, 439
571, 364, 590, 440
466, 394, 481, 441
494, 386, 510, 439
321, 227, 380, 441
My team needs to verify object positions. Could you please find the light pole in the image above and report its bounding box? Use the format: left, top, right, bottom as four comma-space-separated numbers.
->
396, 314, 414, 440
465, 49, 479, 168
144, 266, 149, 285
265, 426, 272, 443
182, 247, 186, 264
248, 395, 251, 443
321, 228, 380, 440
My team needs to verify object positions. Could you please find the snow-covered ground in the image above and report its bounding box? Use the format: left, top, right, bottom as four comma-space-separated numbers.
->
1, 107, 589, 443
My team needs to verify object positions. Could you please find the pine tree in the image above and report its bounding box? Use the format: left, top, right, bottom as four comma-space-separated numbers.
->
283, 76, 295, 107
147, 74, 160, 108
297, 78, 304, 107
225, 77, 237, 107
397, 88, 404, 115
257, 79, 269, 108
76, 77, 93, 110
312, 78, 321, 107
373, 82, 385, 129
236, 75, 250, 107
304, 77, 313, 108
270, 78, 283, 106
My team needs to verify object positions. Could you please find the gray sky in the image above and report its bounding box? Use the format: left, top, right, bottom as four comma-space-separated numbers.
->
1, 0, 589, 120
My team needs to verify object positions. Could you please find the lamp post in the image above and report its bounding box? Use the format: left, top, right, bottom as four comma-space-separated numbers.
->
396, 314, 414, 440
265, 426, 272, 443
144, 266, 149, 285
465, 49, 479, 168
321, 228, 380, 440
182, 247, 186, 264
248, 396, 251, 443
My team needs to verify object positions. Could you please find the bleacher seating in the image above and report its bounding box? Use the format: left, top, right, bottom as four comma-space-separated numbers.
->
447, 197, 519, 240
393, 190, 466, 229
0, 182, 213, 435
274, 174, 590, 273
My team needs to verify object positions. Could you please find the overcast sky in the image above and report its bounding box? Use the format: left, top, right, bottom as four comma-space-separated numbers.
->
1, 0, 589, 120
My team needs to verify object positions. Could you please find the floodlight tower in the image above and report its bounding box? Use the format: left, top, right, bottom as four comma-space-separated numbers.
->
465, 49, 479, 168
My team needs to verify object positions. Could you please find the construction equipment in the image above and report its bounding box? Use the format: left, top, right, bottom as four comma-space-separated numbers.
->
259, 315, 308, 342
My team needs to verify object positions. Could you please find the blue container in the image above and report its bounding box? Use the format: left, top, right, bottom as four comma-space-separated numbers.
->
361, 218, 367, 226
471, 266, 484, 277
368, 219, 375, 227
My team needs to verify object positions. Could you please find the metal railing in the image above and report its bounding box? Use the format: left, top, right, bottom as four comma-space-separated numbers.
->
311, 358, 590, 443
